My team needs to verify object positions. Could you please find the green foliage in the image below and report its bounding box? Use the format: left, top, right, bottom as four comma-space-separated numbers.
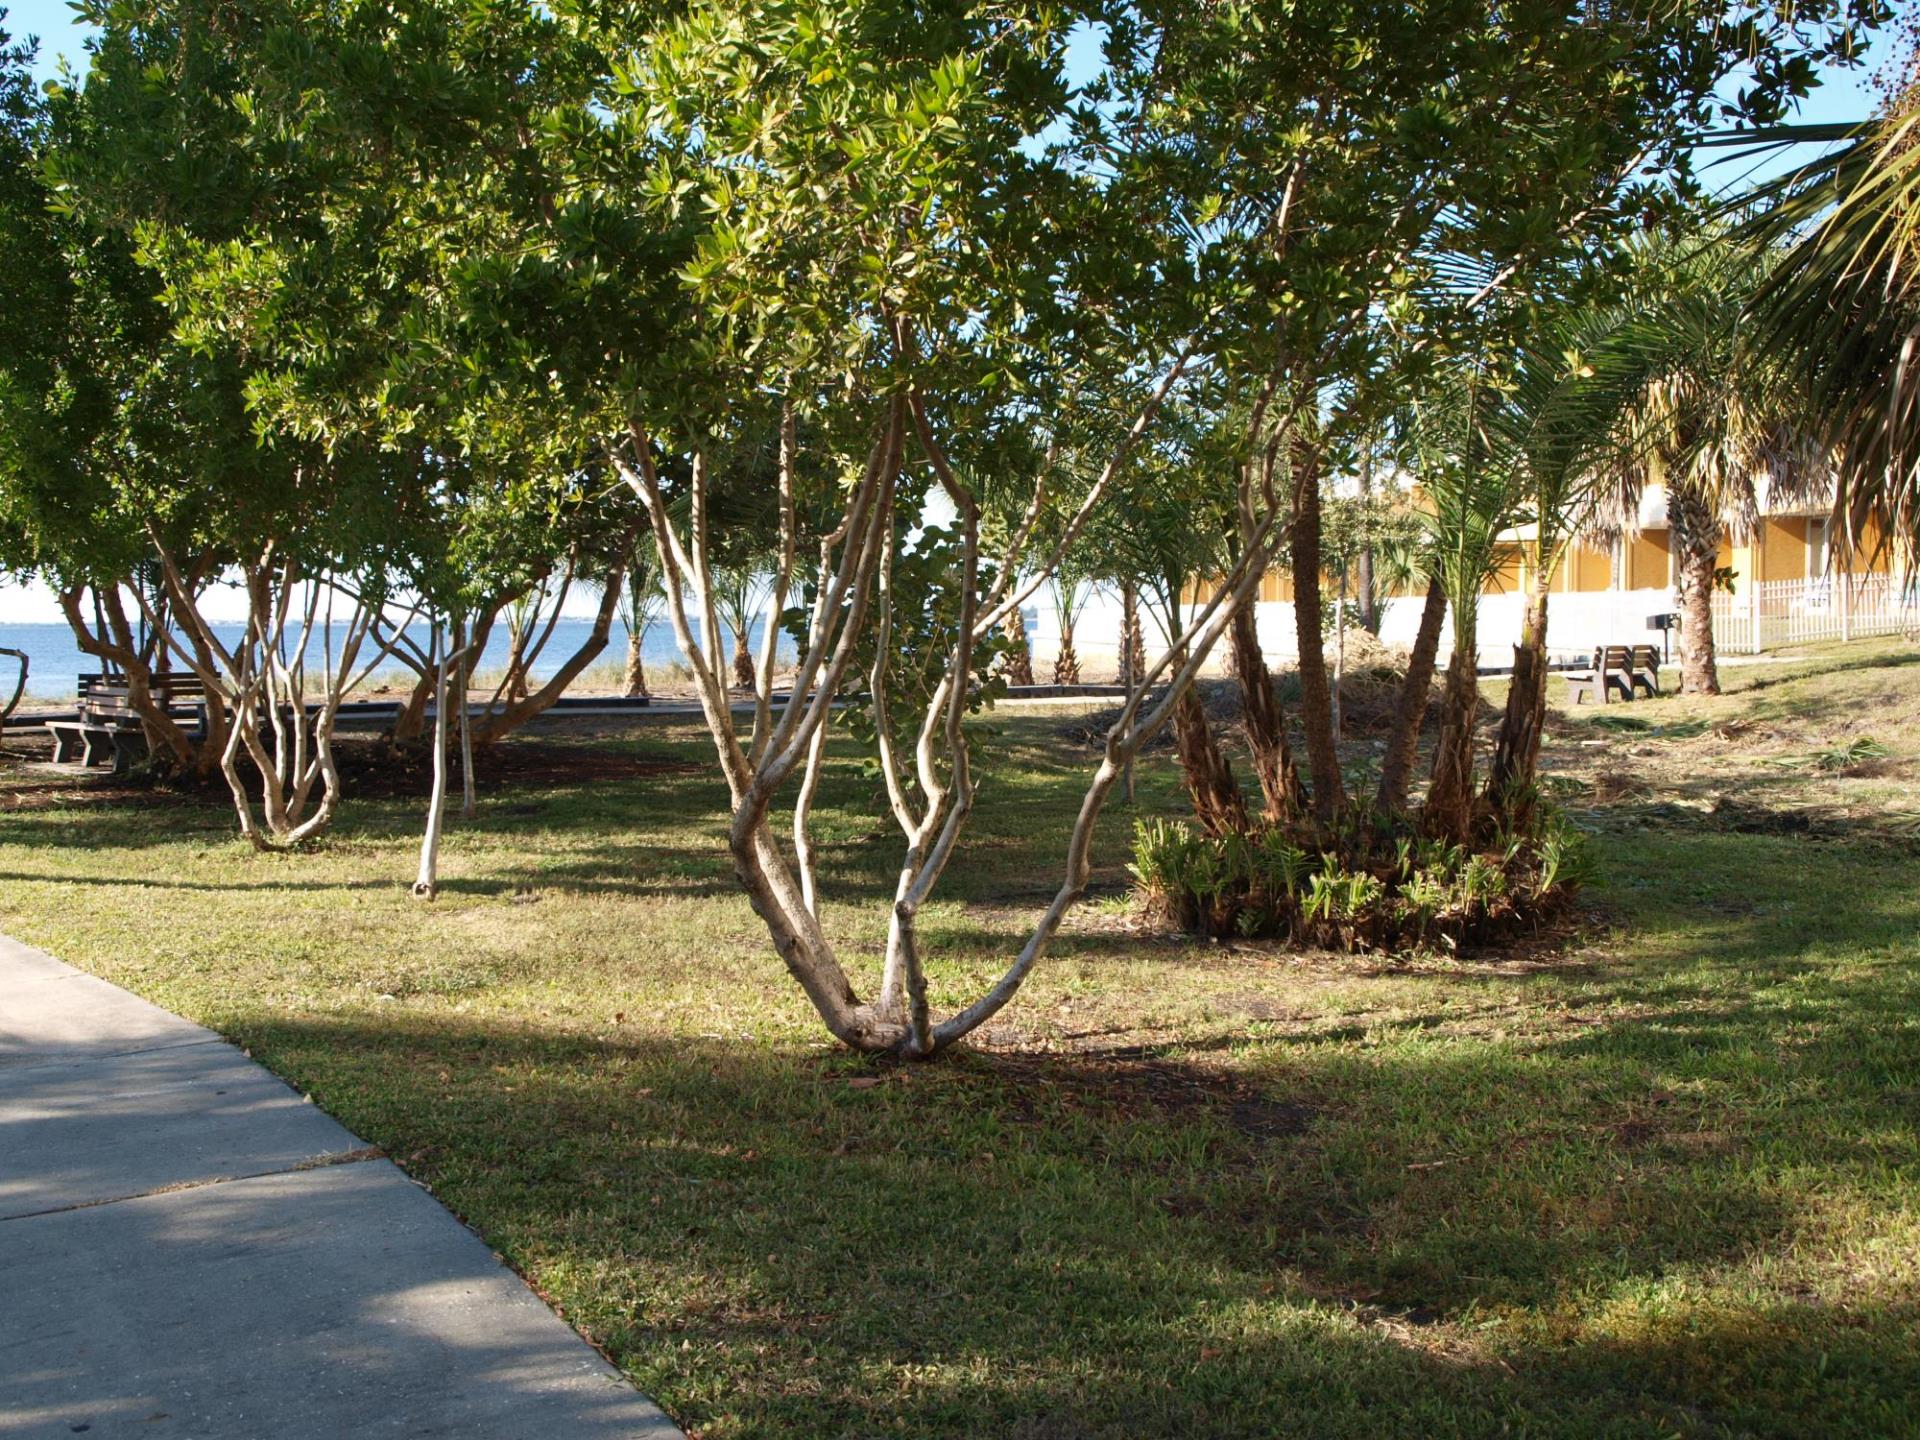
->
1129, 804, 1593, 954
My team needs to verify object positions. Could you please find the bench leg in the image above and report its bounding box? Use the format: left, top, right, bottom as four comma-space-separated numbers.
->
110, 732, 148, 777
78, 730, 111, 767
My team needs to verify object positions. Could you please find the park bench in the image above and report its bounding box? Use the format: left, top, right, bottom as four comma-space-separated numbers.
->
1564, 646, 1637, 705
46, 673, 215, 774
1565, 645, 1666, 705
1629, 644, 1662, 698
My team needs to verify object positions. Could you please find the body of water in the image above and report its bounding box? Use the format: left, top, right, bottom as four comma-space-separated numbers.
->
0, 619, 773, 700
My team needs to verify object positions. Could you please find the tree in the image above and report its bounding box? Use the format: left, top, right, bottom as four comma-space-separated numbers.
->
1747, 87, 1920, 559
0, 29, 237, 775
1580, 230, 1814, 695
75, 0, 1885, 1044
620, 541, 665, 699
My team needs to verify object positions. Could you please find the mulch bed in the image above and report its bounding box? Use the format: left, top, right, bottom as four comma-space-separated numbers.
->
0, 734, 704, 807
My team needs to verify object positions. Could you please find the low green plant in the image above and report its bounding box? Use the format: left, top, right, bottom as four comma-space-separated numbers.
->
1129, 795, 1587, 953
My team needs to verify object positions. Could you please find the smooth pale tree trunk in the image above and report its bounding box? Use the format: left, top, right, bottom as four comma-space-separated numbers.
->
1169, 651, 1249, 837
1119, 582, 1147, 688
1423, 615, 1481, 845
1002, 609, 1035, 686
1290, 455, 1344, 818
1484, 565, 1552, 820
1670, 484, 1722, 695
1356, 437, 1378, 634
414, 627, 452, 901
1376, 577, 1448, 815
455, 616, 476, 821
1228, 600, 1302, 823
623, 629, 649, 697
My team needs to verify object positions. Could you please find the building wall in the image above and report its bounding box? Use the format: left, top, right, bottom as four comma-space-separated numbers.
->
1625, 532, 1671, 590
1759, 517, 1810, 582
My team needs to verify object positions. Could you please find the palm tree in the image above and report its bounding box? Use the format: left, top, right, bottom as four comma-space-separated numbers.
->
1399, 355, 1525, 842
619, 542, 664, 698
1749, 95, 1920, 561
1048, 564, 1092, 685
1581, 229, 1817, 695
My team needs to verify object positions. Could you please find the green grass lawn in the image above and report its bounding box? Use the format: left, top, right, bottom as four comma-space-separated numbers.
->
3, 642, 1919, 1438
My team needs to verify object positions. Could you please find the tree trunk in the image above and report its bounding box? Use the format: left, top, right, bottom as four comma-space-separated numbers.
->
1423, 621, 1480, 845
1170, 658, 1247, 837
504, 619, 531, 703
1053, 624, 1080, 685
1002, 609, 1034, 687
1670, 483, 1722, 695
731, 620, 755, 689
469, 568, 626, 746
393, 669, 434, 745
1356, 441, 1378, 634
1228, 601, 1302, 823
57, 583, 207, 775
414, 627, 452, 901
1120, 582, 1147, 688
1483, 565, 1551, 822
623, 628, 649, 698
1290, 452, 1343, 818
1376, 577, 1447, 815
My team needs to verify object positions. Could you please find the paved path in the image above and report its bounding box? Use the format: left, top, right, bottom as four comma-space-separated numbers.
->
0, 933, 680, 1438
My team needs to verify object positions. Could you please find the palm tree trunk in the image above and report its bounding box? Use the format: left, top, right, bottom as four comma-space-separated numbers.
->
1290, 453, 1344, 818
1170, 655, 1248, 837
1002, 609, 1034, 687
1423, 613, 1480, 845
1228, 601, 1302, 823
731, 621, 755, 689
623, 629, 649, 698
1670, 484, 1722, 695
1053, 623, 1080, 685
1376, 576, 1447, 815
504, 624, 530, 703
1119, 582, 1146, 687
1484, 564, 1552, 819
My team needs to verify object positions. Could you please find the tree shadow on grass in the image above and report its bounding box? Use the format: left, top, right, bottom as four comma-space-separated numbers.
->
212, 1001, 1920, 1440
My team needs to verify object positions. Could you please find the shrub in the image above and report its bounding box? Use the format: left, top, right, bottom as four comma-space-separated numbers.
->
1128, 805, 1591, 954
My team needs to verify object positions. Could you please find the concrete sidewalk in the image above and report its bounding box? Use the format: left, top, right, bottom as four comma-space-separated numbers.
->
0, 934, 680, 1438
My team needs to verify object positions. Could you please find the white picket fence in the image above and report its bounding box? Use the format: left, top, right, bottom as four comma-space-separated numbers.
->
1712, 572, 1920, 654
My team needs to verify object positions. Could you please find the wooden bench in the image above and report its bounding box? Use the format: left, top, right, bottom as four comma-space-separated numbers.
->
1629, 644, 1662, 698
45, 671, 220, 773
1564, 646, 1637, 705
44, 719, 146, 774
76, 672, 213, 739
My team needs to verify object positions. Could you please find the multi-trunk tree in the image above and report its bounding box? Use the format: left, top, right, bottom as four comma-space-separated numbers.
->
16, 0, 1888, 1046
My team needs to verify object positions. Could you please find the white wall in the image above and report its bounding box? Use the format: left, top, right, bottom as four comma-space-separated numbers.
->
1016, 586, 1681, 678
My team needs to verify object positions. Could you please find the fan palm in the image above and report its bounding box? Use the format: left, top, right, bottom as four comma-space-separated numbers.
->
1746, 96, 1920, 566
1576, 228, 1820, 695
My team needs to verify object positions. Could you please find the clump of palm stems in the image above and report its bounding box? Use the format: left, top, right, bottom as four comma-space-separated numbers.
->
1130, 799, 1593, 953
